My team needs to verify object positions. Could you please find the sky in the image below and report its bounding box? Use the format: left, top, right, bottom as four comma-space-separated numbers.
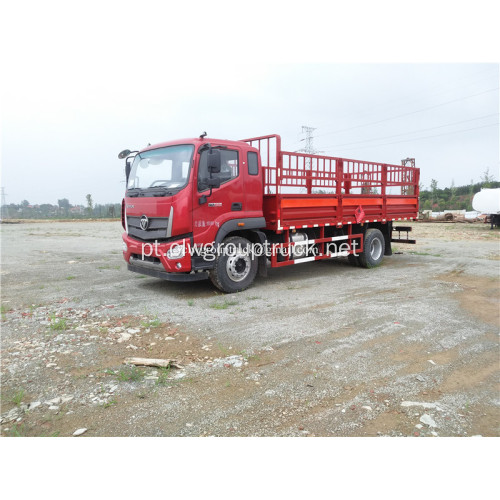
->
1, 1, 499, 206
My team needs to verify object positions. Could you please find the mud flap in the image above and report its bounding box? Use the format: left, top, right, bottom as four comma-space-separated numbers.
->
258, 254, 268, 277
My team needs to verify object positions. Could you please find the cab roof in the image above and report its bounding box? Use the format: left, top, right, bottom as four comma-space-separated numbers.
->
140, 137, 257, 154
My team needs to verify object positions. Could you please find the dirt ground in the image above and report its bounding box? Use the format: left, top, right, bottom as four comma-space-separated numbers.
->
0, 220, 499, 437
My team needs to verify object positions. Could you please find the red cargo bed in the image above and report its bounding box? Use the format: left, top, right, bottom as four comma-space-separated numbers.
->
243, 134, 419, 232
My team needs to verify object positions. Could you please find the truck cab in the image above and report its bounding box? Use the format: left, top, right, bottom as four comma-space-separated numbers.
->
121, 136, 265, 289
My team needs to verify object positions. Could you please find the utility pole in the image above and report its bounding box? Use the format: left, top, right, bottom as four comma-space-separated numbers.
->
299, 125, 317, 167
0, 187, 7, 220
298, 126, 317, 194
299, 125, 317, 157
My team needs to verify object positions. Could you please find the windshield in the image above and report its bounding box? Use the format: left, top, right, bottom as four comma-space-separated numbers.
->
127, 145, 194, 192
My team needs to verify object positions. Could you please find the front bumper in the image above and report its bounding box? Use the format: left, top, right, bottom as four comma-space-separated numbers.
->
122, 233, 209, 280
127, 258, 208, 282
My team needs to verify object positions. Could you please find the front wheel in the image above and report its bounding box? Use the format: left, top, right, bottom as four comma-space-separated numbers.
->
209, 236, 258, 293
358, 228, 385, 268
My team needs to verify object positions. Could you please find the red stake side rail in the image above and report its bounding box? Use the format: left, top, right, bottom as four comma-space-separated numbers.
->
243, 134, 419, 268
243, 134, 419, 233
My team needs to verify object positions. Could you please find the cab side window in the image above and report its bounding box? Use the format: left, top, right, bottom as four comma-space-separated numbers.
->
247, 151, 259, 175
198, 149, 239, 192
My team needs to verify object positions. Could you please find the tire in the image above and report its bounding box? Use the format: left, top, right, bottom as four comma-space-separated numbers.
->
358, 228, 385, 268
209, 236, 258, 293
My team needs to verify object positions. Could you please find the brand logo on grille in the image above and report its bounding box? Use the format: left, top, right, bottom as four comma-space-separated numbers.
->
140, 215, 149, 230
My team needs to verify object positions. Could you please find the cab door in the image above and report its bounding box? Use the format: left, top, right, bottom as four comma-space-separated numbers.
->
192, 146, 244, 245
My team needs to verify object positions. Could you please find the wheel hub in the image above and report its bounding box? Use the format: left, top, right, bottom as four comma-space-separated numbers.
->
370, 238, 382, 261
226, 254, 251, 282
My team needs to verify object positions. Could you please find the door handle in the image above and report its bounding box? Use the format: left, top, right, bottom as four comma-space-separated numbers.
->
231, 202, 242, 211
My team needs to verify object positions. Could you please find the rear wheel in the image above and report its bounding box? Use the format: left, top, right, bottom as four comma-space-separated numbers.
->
358, 228, 385, 268
210, 236, 258, 293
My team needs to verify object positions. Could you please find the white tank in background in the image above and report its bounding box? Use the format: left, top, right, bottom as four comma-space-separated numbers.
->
472, 188, 500, 213
472, 188, 500, 228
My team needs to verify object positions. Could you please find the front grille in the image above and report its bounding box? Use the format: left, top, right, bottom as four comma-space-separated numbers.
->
127, 216, 169, 241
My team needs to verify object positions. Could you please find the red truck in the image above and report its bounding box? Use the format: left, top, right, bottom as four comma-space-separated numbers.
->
119, 134, 419, 293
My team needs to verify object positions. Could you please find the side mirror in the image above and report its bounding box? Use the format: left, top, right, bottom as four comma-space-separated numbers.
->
118, 149, 131, 159
207, 149, 221, 174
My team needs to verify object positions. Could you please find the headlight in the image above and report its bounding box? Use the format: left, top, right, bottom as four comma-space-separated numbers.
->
122, 241, 128, 252
166, 243, 185, 259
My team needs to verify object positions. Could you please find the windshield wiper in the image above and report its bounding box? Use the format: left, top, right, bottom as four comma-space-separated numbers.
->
127, 187, 174, 197
126, 188, 143, 197
125, 186, 173, 197
148, 187, 174, 196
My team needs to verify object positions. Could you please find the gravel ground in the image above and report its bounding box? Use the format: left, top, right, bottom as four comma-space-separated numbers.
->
0, 220, 499, 437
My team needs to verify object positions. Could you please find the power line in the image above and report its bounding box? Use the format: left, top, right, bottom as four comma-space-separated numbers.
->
313, 86, 499, 140
329, 66, 500, 130
328, 122, 499, 154
319, 113, 499, 151
287, 66, 499, 149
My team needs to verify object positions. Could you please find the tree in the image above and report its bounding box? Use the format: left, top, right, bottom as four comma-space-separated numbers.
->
58, 198, 70, 217
448, 179, 457, 208
430, 179, 438, 207
481, 168, 495, 187
40, 204, 53, 216
86, 194, 93, 217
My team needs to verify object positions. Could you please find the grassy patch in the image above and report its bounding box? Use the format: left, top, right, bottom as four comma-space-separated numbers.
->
156, 366, 171, 386
7, 423, 28, 437
102, 399, 117, 408
409, 251, 442, 257
65, 276, 76, 280
116, 366, 145, 382
141, 316, 161, 328
217, 343, 231, 355
6, 423, 59, 437
187, 300, 194, 306
209, 300, 238, 310
49, 314, 68, 331
1, 305, 7, 321
11, 389, 25, 406
240, 350, 260, 362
